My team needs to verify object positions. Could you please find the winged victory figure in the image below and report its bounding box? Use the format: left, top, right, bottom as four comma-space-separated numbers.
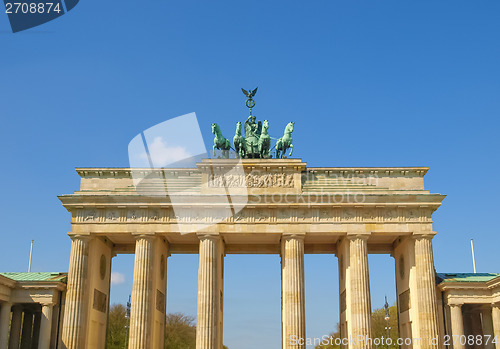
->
241, 87, 258, 98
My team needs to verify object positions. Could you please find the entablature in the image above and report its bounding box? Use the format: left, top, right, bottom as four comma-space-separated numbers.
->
62, 201, 441, 226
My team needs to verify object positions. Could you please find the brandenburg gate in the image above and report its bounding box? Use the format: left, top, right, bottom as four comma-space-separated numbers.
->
58, 158, 445, 349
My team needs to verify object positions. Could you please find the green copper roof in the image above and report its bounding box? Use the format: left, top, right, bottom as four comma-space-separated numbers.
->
437, 273, 500, 283
0, 272, 67, 283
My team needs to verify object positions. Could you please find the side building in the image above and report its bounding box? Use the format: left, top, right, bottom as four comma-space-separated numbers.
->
437, 273, 500, 349
0, 272, 66, 349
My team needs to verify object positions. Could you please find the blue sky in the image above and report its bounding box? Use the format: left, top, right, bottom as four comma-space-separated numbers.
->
1, 1, 499, 348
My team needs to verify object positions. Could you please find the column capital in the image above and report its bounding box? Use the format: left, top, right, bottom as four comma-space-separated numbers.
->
281, 233, 305, 240
132, 233, 156, 240
412, 232, 436, 240
448, 303, 463, 309
197, 233, 221, 241
346, 233, 370, 241
159, 237, 170, 255
69, 234, 91, 242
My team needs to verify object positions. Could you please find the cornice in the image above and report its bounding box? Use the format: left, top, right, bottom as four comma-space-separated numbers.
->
306, 167, 429, 177
438, 281, 500, 292
0, 275, 17, 288
59, 193, 445, 206
486, 276, 500, 288
74, 165, 429, 178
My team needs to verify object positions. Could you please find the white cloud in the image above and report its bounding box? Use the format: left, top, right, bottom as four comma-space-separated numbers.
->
111, 272, 125, 285
142, 136, 192, 167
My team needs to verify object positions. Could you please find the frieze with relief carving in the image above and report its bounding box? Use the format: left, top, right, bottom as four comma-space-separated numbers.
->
127, 210, 140, 221
208, 173, 294, 188
148, 210, 160, 221
106, 210, 119, 221
84, 209, 98, 222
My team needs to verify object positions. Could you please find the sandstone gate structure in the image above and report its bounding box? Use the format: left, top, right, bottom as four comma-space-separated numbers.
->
58, 158, 447, 349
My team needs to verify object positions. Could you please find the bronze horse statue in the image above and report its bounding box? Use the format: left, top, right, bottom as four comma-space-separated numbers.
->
258, 120, 271, 158
212, 123, 231, 158
276, 122, 294, 159
233, 121, 246, 158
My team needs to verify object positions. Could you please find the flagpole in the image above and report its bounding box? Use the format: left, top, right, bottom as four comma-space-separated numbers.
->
470, 239, 477, 274
28, 240, 34, 272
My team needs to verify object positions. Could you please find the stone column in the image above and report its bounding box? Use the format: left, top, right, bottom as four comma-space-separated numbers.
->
449, 304, 465, 349
414, 234, 439, 348
492, 305, 500, 349
30, 312, 41, 349
20, 311, 33, 349
281, 234, 305, 349
128, 235, 154, 349
61, 235, 90, 349
196, 235, 222, 349
38, 304, 53, 349
9, 305, 22, 349
0, 303, 12, 349
347, 235, 372, 349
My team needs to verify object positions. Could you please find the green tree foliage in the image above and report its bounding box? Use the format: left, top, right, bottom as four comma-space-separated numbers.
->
164, 313, 228, 349
105, 304, 229, 349
164, 313, 196, 349
315, 304, 399, 349
106, 304, 128, 349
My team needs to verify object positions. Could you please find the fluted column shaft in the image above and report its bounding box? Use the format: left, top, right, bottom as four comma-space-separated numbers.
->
414, 235, 439, 348
0, 303, 12, 349
281, 235, 305, 349
61, 236, 90, 349
20, 311, 33, 349
449, 304, 464, 349
492, 305, 500, 349
38, 304, 53, 349
196, 235, 221, 349
348, 235, 372, 349
129, 235, 154, 349
9, 305, 22, 349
